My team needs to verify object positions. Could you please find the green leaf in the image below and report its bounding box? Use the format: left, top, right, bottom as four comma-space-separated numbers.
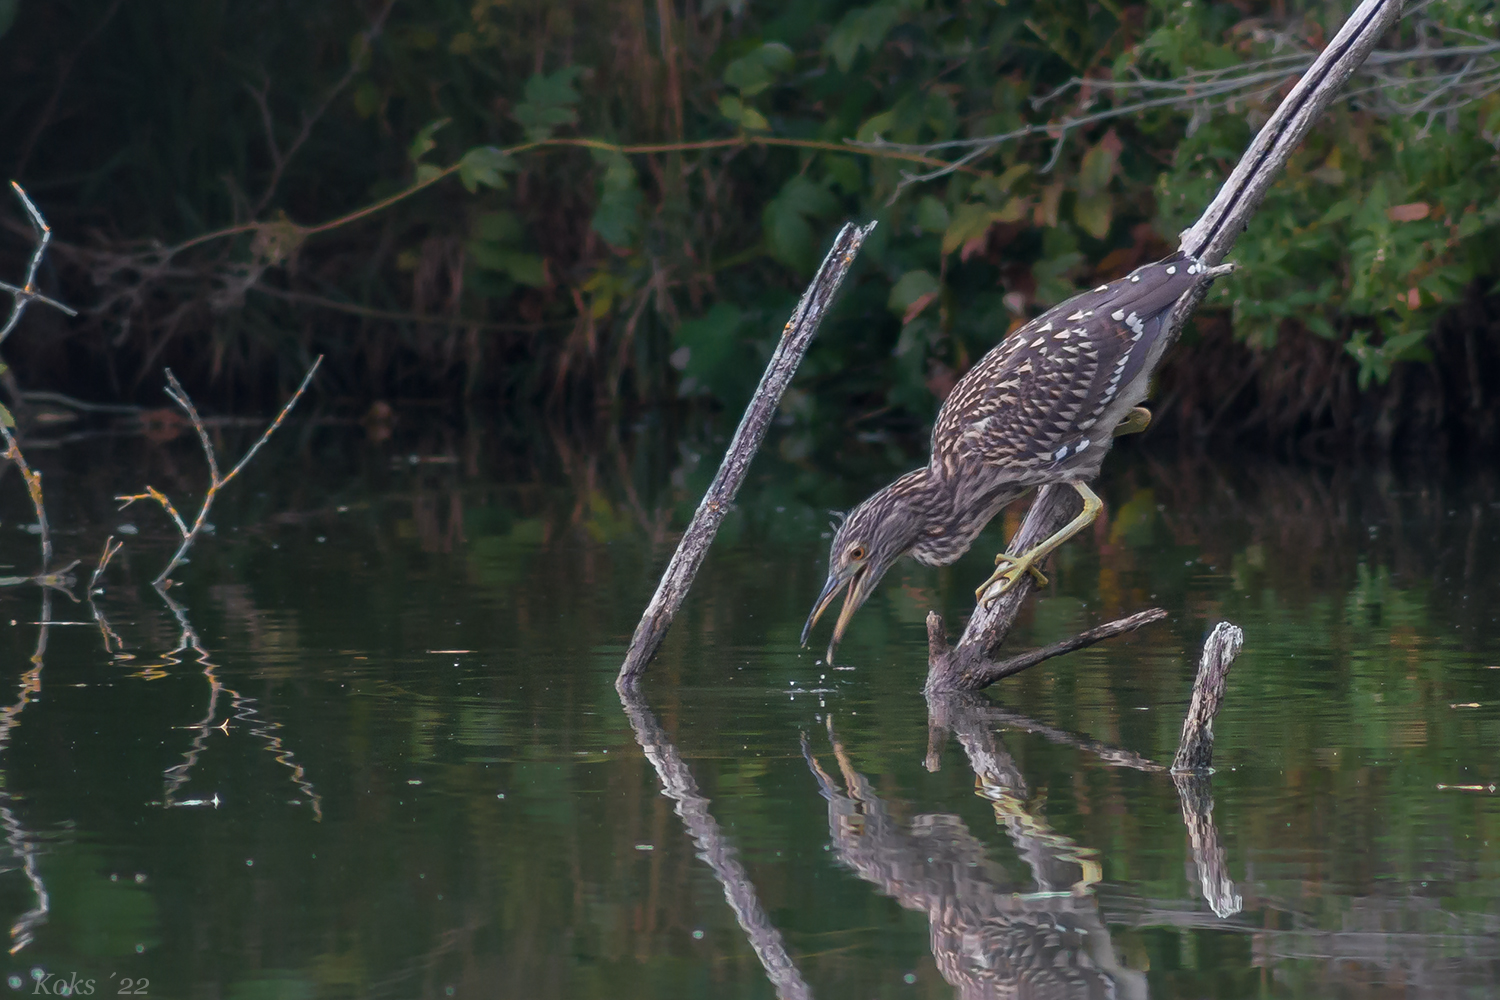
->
723, 42, 793, 96
512, 66, 586, 140
415, 163, 444, 185
457, 147, 517, 192
673, 302, 749, 401
590, 148, 642, 247
474, 211, 523, 244
826, 2, 900, 72
856, 109, 897, 144
888, 269, 939, 312
942, 202, 1003, 256
407, 118, 450, 163
0, 402, 13, 428
717, 94, 769, 131
1076, 133, 1120, 195
914, 196, 949, 234
763, 176, 838, 273
0, 0, 16, 40
1073, 192, 1113, 240
470, 247, 547, 287
774, 176, 837, 219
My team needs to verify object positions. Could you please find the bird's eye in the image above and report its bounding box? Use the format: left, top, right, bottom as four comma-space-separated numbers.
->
848, 545, 866, 562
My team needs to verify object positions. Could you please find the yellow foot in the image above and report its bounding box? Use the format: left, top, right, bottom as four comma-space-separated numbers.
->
1112, 406, 1152, 437
974, 552, 1049, 607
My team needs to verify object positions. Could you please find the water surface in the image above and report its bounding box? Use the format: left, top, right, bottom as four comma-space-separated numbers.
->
0, 423, 1497, 998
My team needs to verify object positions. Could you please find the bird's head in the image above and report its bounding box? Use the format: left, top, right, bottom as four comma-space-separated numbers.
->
801, 484, 922, 662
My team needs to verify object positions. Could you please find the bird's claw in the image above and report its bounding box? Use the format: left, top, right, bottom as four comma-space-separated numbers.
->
974, 553, 1049, 607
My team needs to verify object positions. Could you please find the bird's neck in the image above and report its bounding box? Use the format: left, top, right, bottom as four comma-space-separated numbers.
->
902, 465, 1023, 567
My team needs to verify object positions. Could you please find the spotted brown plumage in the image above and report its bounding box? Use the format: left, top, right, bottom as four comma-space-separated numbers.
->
802, 250, 1227, 662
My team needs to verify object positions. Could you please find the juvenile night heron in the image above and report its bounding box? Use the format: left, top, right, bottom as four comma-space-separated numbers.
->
803, 250, 1228, 661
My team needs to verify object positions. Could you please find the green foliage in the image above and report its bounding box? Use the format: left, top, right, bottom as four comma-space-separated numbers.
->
0, 0, 1494, 421
513, 66, 587, 141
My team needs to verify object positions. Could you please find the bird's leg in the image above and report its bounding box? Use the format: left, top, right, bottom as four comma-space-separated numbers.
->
975, 553, 1050, 603
1112, 406, 1152, 437
976, 482, 1104, 608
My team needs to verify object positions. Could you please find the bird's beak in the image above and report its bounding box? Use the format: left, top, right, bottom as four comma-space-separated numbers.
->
801, 565, 871, 663
801, 574, 844, 647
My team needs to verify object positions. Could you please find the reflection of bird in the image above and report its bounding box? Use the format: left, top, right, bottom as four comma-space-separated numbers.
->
803, 251, 1228, 660
804, 724, 1149, 1000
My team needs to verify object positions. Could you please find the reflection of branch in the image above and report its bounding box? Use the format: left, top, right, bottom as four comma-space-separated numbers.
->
0, 592, 53, 953
929, 693, 1163, 773
0, 418, 78, 597
617, 222, 876, 688
618, 688, 810, 1000
926, 607, 1167, 694
0, 183, 78, 344
929, 689, 1242, 919
152, 586, 322, 819
117, 357, 321, 585
1173, 773, 1242, 919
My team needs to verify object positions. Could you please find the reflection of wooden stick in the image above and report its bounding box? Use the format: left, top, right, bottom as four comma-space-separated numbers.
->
1173, 622, 1243, 773
945, 0, 1404, 672
117, 357, 321, 585
1173, 772, 1243, 918
619, 688, 810, 1000
927, 607, 1166, 693
617, 222, 876, 690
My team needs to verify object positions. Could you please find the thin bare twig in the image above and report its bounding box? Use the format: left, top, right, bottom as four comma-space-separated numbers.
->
116, 357, 322, 585
88, 535, 123, 594
854, 25, 1495, 192
248, 0, 398, 215
0, 424, 49, 573
0, 182, 78, 344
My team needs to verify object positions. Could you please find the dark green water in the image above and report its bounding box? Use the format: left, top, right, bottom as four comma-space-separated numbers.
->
0, 423, 1497, 998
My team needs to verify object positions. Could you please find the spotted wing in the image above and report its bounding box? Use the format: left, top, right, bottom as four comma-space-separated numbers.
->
933, 252, 1212, 476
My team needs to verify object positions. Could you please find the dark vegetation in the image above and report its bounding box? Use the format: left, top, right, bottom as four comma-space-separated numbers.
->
0, 0, 1497, 452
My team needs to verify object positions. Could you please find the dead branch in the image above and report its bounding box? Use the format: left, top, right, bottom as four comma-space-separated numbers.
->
940, 0, 1401, 677
116, 357, 322, 586
620, 687, 811, 999
0, 182, 78, 344
1172, 622, 1244, 773
88, 535, 123, 595
926, 606, 1167, 694
617, 221, 877, 689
